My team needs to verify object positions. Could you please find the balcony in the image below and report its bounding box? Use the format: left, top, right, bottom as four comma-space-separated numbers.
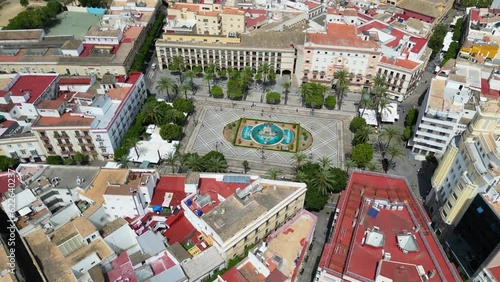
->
40, 136, 49, 141
56, 143, 66, 147
53, 133, 68, 139
82, 135, 92, 139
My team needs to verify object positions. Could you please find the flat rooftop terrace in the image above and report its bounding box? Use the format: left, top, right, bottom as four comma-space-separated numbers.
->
320, 172, 460, 282
45, 12, 102, 39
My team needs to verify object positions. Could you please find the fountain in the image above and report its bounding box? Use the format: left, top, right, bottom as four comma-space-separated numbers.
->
241, 122, 294, 146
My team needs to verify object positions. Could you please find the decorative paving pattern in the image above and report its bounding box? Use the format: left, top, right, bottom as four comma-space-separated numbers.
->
188, 107, 343, 167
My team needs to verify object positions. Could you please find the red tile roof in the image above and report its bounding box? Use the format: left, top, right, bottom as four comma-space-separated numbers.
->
242, 8, 267, 15
378, 260, 422, 281
327, 7, 357, 17
32, 113, 94, 128
151, 176, 186, 207
163, 211, 195, 244
246, 15, 267, 28
489, 265, 500, 281
58, 77, 92, 85
471, 9, 480, 22
0, 90, 10, 97
319, 172, 461, 282
307, 23, 379, 49
123, 26, 143, 43
305, 1, 320, 9
379, 56, 420, 70
9, 75, 58, 104
107, 252, 138, 282
357, 12, 373, 21
37, 99, 64, 110
220, 267, 249, 282
149, 254, 176, 275
410, 36, 427, 53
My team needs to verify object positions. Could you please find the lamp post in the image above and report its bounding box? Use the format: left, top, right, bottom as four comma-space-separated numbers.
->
259, 147, 266, 163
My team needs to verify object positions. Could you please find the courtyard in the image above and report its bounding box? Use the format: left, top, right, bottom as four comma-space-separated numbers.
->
185, 105, 345, 168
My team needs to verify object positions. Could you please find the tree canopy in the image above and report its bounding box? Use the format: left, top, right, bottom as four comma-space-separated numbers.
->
0, 156, 19, 171
351, 143, 374, 167
349, 117, 367, 133
160, 124, 183, 141
265, 92, 281, 104
6, 1, 62, 30
172, 98, 194, 114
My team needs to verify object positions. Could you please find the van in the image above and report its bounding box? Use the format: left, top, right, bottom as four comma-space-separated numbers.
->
151, 63, 157, 70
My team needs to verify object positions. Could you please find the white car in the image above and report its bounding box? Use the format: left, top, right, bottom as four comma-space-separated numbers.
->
151, 63, 157, 70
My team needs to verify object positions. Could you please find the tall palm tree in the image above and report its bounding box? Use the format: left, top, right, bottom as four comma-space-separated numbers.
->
118, 154, 130, 168
125, 136, 140, 159
311, 168, 336, 195
184, 154, 202, 172
259, 63, 271, 92
171, 56, 185, 83
173, 143, 183, 157
387, 145, 405, 162
300, 83, 313, 106
334, 69, 350, 110
374, 74, 387, 88
359, 88, 372, 117
155, 77, 175, 100
292, 152, 307, 169
376, 97, 391, 127
206, 63, 218, 85
353, 125, 375, 145
179, 84, 190, 100
380, 126, 403, 151
206, 156, 228, 173
141, 102, 165, 125
319, 156, 332, 169
185, 70, 195, 88
203, 72, 214, 94
281, 80, 291, 105
267, 167, 282, 180
344, 158, 357, 173
163, 151, 178, 173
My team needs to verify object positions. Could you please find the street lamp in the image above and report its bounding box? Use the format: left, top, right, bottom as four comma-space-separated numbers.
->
259, 147, 267, 163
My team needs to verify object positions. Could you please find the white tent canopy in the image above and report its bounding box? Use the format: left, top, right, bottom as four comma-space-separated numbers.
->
359, 102, 399, 126
128, 127, 178, 164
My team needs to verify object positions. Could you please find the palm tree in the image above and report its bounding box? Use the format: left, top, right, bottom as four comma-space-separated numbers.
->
163, 151, 178, 173
376, 97, 391, 127
185, 70, 195, 88
171, 56, 185, 83
319, 156, 332, 169
374, 74, 387, 88
267, 167, 282, 180
344, 158, 357, 173
141, 102, 165, 125
204, 72, 214, 94
387, 145, 405, 162
311, 168, 336, 195
294, 170, 309, 182
179, 84, 190, 100
359, 88, 372, 117
206, 156, 228, 173
125, 136, 140, 159
292, 152, 307, 169
184, 154, 202, 172
117, 154, 130, 168
353, 125, 375, 145
334, 69, 350, 110
300, 83, 313, 106
281, 80, 291, 105
206, 63, 218, 85
173, 143, 183, 157
155, 77, 175, 100
259, 63, 271, 92
380, 126, 403, 151
365, 161, 380, 172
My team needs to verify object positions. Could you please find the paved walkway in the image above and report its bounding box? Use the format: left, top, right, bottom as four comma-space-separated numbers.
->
185, 100, 354, 168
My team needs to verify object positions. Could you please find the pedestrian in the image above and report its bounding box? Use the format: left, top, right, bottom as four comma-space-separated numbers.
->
296, 109, 298, 112
243, 108, 245, 111
261, 113, 263, 117
269, 114, 271, 118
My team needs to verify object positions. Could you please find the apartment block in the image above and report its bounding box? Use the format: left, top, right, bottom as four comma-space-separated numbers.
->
31, 73, 147, 160
156, 18, 306, 75
317, 172, 460, 282
411, 64, 480, 157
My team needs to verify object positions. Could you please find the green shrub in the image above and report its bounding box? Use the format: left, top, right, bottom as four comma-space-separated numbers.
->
403, 126, 412, 141
324, 96, 336, 109
172, 98, 194, 113
349, 117, 367, 133
405, 109, 419, 126
351, 143, 374, 167
160, 124, 183, 141
192, 66, 203, 73
211, 85, 224, 98
265, 91, 281, 104
305, 95, 323, 109
46, 156, 63, 165
0, 156, 19, 171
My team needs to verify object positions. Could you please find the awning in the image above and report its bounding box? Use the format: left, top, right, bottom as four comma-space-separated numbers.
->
139, 161, 150, 169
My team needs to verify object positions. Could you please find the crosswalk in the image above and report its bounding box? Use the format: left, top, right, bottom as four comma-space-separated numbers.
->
147, 70, 155, 79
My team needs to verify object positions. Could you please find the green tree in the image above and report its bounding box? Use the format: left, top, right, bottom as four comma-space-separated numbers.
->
79, 0, 103, 7
20, 0, 29, 7
172, 98, 194, 113
359, 88, 372, 117
258, 63, 271, 93
292, 152, 307, 169
204, 72, 214, 93
380, 126, 403, 151
344, 158, 357, 174
319, 156, 332, 169
205, 156, 228, 173
265, 91, 281, 104
184, 153, 203, 172
403, 126, 412, 141
0, 156, 19, 171
266, 167, 282, 180
163, 151, 178, 173
74, 152, 88, 165
452, 17, 464, 41
387, 145, 405, 162
281, 80, 291, 105
160, 124, 183, 141
404, 109, 419, 126
155, 77, 175, 101
353, 125, 375, 145
349, 117, 367, 133
117, 154, 130, 168
141, 101, 165, 125
311, 168, 336, 195
304, 184, 328, 211
46, 155, 63, 165
428, 24, 448, 56
324, 96, 336, 109
334, 69, 350, 110
179, 84, 190, 100
171, 56, 185, 82
242, 160, 250, 173
211, 85, 224, 98
365, 161, 380, 172
351, 143, 374, 167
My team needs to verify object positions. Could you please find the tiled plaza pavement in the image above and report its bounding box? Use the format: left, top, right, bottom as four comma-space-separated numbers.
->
186, 106, 344, 167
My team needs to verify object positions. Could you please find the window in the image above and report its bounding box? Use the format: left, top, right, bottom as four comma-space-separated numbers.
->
446, 201, 452, 209
20, 150, 26, 155
452, 192, 458, 200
